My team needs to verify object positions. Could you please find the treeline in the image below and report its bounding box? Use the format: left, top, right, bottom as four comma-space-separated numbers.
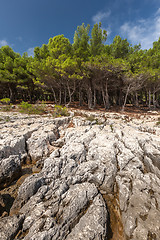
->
0, 22, 160, 110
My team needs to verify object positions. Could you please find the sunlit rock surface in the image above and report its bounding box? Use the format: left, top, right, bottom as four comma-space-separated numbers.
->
0, 110, 160, 240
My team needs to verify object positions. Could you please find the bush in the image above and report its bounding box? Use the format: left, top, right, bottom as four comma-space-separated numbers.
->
18, 101, 46, 115
0, 98, 11, 104
53, 105, 69, 118
19, 101, 32, 110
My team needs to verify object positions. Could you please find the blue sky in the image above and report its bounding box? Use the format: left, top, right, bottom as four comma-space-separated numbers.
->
0, 0, 160, 56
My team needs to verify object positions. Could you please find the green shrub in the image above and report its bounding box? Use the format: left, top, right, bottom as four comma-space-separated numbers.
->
0, 98, 11, 104
18, 101, 46, 115
53, 105, 69, 118
19, 101, 32, 110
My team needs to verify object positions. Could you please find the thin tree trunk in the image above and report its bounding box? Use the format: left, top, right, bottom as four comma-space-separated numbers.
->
28, 90, 32, 103
88, 86, 92, 109
102, 88, 106, 109
66, 81, 75, 106
101, 81, 110, 110
105, 82, 110, 109
79, 88, 83, 106
121, 85, 130, 112
64, 87, 67, 105
148, 89, 151, 110
67, 83, 72, 106
155, 92, 160, 108
93, 88, 96, 109
153, 89, 156, 109
9, 85, 13, 102
51, 86, 57, 104
135, 92, 139, 107
59, 88, 62, 105
88, 79, 93, 109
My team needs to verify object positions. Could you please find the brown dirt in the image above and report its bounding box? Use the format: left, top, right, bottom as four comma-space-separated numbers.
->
102, 191, 127, 240
0, 163, 41, 217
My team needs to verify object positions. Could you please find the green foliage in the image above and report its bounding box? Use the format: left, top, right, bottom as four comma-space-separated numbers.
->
0, 23, 160, 110
19, 101, 32, 110
111, 35, 130, 59
52, 105, 69, 118
0, 98, 11, 104
90, 22, 107, 56
73, 23, 90, 60
18, 101, 46, 115
48, 35, 72, 59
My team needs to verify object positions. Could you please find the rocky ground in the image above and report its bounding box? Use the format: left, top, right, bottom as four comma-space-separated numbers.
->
0, 110, 160, 240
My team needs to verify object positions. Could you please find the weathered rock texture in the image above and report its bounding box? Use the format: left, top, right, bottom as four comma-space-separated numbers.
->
0, 110, 160, 240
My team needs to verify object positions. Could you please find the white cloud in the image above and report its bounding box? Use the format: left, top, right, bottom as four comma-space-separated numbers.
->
155, 8, 160, 16
92, 10, 111, 24
0, 39, 8, 47
27, 47, 34, 57
120, 9, 160, 49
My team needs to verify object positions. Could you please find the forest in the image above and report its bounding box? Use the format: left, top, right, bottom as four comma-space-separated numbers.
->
0, 22, 160, 110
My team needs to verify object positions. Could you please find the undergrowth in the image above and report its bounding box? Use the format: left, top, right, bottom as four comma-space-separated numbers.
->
52, 105, 69, 117
18, 101, 47, 115
0, 98, 11, 104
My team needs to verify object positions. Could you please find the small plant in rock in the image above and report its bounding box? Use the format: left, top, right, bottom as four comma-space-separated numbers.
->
52, 105, 69, 118
86, 115, 96, 122
156, 117, 160, 126
110, 124, 114, 132
86, 115, 102, 125
156, 121, 160, 126
5, 116, 10, 122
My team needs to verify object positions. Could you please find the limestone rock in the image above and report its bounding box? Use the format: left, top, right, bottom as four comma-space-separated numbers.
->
0, 214, 24, 240
0, 155, 21, 189
0, 111, 160, 240
26, 125, 59, 163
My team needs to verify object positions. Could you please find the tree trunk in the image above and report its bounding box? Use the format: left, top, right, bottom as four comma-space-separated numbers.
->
66, 81, 75, 106
105, 81, 109, 109
153, 89, 156, 109
155, 92, 160, 108
135, 92, 139, 107
67, 83, 72, 106
9, 85, 13, 102
88, 79, 93, 109
121, 85, 130, 112
51, 86, 57, 104
64, 87, 67, 105
79, 88, 83, 106
88, 86, 93, 109
59, 88, 62, 105
101, 81, 110, 110
148, 89, 151, 110
93, 88, 96, 109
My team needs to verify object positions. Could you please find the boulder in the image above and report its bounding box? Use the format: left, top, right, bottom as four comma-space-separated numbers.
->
26, 125, 59, 163
0, 155, 21, 189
